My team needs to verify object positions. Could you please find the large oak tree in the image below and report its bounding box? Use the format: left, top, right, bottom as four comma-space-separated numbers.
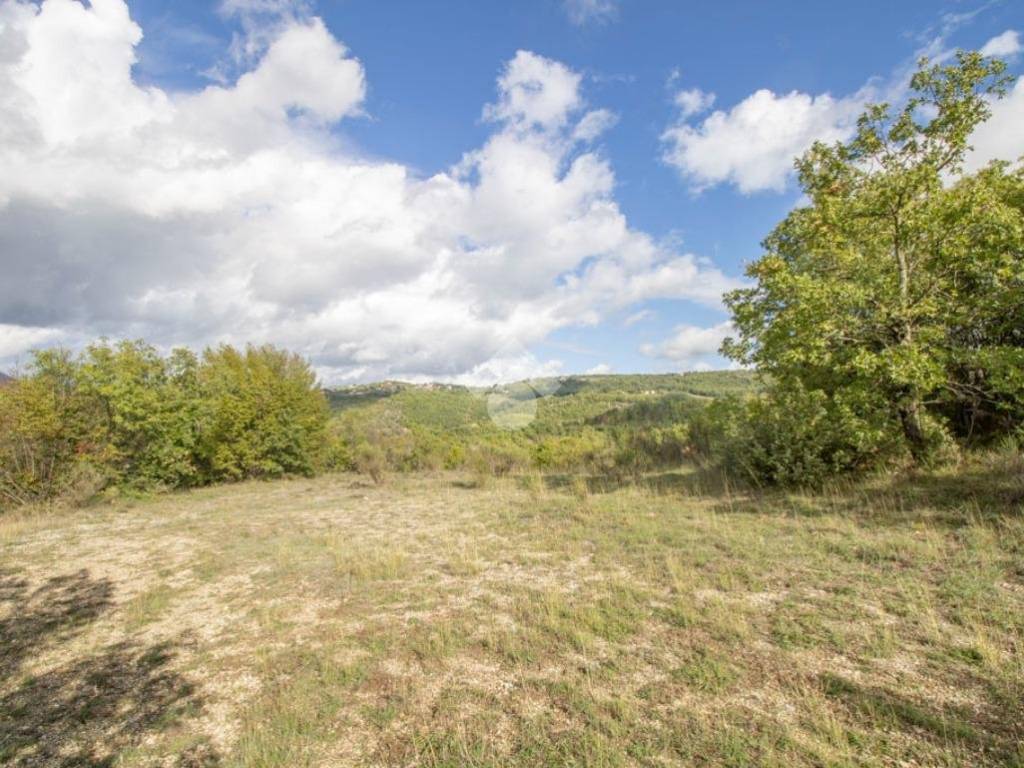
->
723, 52, 1024, 460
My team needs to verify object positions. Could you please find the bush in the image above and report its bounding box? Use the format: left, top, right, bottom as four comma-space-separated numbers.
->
197, 345, 329, 480
466, 442, 531, 486
609, 424, 690, 478
0, 350, 105, 506
691, 383, 901, 488
78, 342, 203, 489
354, 442, 387, 484
0, 341, 329, 510
533, 430, 610, 471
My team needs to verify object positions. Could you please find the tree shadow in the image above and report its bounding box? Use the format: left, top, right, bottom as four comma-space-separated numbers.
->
706, 455, 1024, 526
0, 568, 219, 767
539, 467, 727, 497
821, 671, 1022, 763
464, 451, 1022, 528
0, 568, 114, 682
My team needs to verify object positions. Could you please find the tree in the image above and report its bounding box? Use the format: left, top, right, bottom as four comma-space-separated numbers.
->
0, 341, 331, 509
197, 344, 329, 480
722, 52, 1023, 461
78, 340, 202, 488
0, 349, 104, 506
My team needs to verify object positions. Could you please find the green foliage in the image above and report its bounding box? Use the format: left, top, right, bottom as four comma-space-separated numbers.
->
323, 371, 760, 482
691, 384, 901, 487
197, 345, 328, 480
466, 442, 531, 486
78, 341, 203, 489
0, 349, 105, 506
0, 341, 328, 509
533, 430, 609, 471
354, 442, 388, 485
722, 52, 1023, 473
608, 424, 692, 478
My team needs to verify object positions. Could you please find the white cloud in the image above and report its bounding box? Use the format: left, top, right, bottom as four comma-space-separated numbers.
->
573, 108, 617, 142
623, 308, 654, 327
446, 353, 564, 387
483, 50, 582, 132
0, 1, 738, 382
673, 87, 714, 118
662, 87, 867, 193
0, 324, 67, 360
661, 19, 1024, 196
564, 0, 617, 26
965, 78, 1024, 171
585, 362, 612, 374
640, 321, 733, 369
215, 0, 313, 76
980, 29, 1021, 58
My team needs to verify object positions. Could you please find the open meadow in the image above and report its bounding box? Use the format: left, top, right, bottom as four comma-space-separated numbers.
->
2, 457, 1022, 767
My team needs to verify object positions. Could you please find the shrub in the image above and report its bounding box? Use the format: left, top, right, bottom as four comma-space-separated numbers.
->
354, 442, 387, 485
0, 341, 330, 510
466, 442, 530, 484
533, 430, 610, 471
197, 345, 329, 480
407, 428, 452, 472
324, 426, 356, 472
609, 424, 690, 477
0, 350, 105, 507
691, 383, 901, 488
78, 341, 203, 489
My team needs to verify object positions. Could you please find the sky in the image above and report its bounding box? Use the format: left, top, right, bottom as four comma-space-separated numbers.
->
0, 0, 1022, 384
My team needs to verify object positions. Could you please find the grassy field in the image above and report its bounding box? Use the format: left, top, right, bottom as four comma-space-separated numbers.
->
1, 456, 1022, 767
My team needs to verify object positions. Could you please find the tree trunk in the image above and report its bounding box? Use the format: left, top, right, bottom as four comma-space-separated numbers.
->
899, 399, 928, 461
892, 208, 928, 462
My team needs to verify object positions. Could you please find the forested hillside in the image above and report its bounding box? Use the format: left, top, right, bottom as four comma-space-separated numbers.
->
327, 371, 759, 427
324, 371, 761, 481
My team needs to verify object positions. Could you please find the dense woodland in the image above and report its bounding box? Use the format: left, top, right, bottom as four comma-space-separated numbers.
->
1, 52, 1022, 509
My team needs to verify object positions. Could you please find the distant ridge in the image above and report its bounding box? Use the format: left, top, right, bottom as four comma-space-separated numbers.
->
323, 370, 761, 427
0, 371, 12, 384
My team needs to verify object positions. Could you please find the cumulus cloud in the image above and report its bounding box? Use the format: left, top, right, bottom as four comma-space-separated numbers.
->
215, 0, 313, 76
444, 354, 564, 387
662, 87, 867, 193
0, 1, 738, 383
483, 50, 582, 132
965, 77, 1024, 171
980, 29, 1021, 58
640, 321, 733, 369
672, 87, 715, 119
573, 108, 618, 142
563, 0, 617, 27
661, 24, 1024, 196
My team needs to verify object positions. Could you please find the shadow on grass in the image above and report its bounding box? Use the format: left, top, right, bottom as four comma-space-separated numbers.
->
708, 455, 1024, 526
512, 451, 1022, 527
0, 569, 218, 767
537, 467, 725, 497
821, 672, 1023, 763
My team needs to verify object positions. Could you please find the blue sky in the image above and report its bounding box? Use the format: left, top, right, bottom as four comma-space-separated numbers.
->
1, 0, 1022, 382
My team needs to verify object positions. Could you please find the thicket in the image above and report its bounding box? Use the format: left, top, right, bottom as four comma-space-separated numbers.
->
0, 341, 328, 508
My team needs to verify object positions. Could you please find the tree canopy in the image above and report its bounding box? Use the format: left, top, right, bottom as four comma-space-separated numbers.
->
723, 52, 1024, 464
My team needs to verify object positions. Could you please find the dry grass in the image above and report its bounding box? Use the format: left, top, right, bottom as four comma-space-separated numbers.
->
1, 457, 1022, 767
